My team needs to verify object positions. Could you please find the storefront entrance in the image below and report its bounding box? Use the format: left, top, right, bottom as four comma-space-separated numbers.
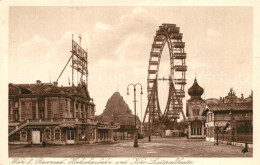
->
32, 130, 41, 144
66, 130, 75, 144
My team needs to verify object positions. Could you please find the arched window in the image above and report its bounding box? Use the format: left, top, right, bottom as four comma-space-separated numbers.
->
54, 127, 61, 140
191, 121, 202, 135
192, 107, 200, 116
44, 127, 52, 140
79, 130, 87, 141
20, 129, 27, 141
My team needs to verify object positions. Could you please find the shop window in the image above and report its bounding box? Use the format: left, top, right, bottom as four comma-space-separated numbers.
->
79, 131, 87, 141
20, 129, 27, 141
54, 128, 61, 140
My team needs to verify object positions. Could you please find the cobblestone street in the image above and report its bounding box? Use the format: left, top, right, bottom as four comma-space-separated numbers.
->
9, 137, 252, 157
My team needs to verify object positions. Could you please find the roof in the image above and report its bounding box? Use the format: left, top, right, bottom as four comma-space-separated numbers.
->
207, 103, 252, 112
9, 82, 92, 101
188, 78, 204, 99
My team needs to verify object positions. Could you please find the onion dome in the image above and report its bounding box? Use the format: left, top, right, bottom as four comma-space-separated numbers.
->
188, 78, 204, 99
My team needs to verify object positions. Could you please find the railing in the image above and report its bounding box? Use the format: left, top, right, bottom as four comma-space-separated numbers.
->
28, 118, 80, 123
9, 119, 29, 136
17, 119, 28, 128
216, 133, 253, 143
53, 118, 64, 122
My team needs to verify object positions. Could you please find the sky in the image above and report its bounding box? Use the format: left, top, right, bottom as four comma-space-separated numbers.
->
9, 6, 253, 120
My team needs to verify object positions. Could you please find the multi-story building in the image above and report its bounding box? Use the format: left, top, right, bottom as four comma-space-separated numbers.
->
186, 78, 222, 139
203, 88, 253, 145
8, 80, 118, 145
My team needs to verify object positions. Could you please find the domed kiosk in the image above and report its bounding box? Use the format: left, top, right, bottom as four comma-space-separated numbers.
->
186, 78, 206, 139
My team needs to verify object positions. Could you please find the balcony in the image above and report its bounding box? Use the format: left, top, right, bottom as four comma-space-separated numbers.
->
174, 53, 186, 59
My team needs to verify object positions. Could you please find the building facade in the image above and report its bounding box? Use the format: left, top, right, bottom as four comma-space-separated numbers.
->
8, 80, 118, 145
203, 88, 253, 145
186, 78, 206, 139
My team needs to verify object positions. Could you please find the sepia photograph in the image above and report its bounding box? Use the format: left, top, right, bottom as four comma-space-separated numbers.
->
1, 0, 260, 164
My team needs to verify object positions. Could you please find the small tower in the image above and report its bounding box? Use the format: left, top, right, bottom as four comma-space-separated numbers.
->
186, 77, 206, 139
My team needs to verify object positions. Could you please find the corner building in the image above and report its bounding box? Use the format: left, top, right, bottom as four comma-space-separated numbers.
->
8, 80, 118, 145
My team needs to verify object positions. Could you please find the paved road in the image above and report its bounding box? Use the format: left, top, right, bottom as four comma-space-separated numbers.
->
9, 137, 252, 157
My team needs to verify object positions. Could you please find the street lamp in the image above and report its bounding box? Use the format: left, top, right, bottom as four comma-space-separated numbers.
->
215, 124, 219, 146
127, 83, 143, 148
229, 110, 233, 145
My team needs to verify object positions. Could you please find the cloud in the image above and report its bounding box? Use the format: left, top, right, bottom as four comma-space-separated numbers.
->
95, 22, 111, 31
207, 29, 222, 37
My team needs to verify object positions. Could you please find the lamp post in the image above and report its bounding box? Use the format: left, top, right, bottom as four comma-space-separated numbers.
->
215, 124, 219, 146
127, 83, 143, 148
229, 110, 232, 145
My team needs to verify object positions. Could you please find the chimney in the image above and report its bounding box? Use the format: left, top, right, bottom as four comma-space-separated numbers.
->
36, 80, 41, 85
53, 81, 58, 87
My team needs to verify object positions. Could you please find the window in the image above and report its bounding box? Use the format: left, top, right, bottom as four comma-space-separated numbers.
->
44, 127, 52, 140
14, 102, 18, 108
20, 129, 27, 141
192, 106, 200, 116
79, 131, 87, 141
193, 109, 199, 116
70, 101, 73, 113
81, 105, 84, 118
54, 128, 61, 140
191, 121, 202, 136
25, 101, 32, 119
38, 100, 45, 119
14, 110, 19, 121
65, 99, 68, 106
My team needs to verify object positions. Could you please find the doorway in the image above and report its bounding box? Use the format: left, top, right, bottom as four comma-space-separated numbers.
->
32, 130, 41, 144
66, 130, 75, 144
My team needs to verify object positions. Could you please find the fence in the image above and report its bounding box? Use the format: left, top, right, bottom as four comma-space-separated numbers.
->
216, 133, 252, 144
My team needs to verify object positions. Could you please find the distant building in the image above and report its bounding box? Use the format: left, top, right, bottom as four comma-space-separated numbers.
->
203, 88, 253, 145
186, 78, 206, 139
8, 80, 118, 145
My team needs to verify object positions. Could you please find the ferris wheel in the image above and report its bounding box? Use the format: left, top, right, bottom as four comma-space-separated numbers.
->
143, 23, 187, 130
